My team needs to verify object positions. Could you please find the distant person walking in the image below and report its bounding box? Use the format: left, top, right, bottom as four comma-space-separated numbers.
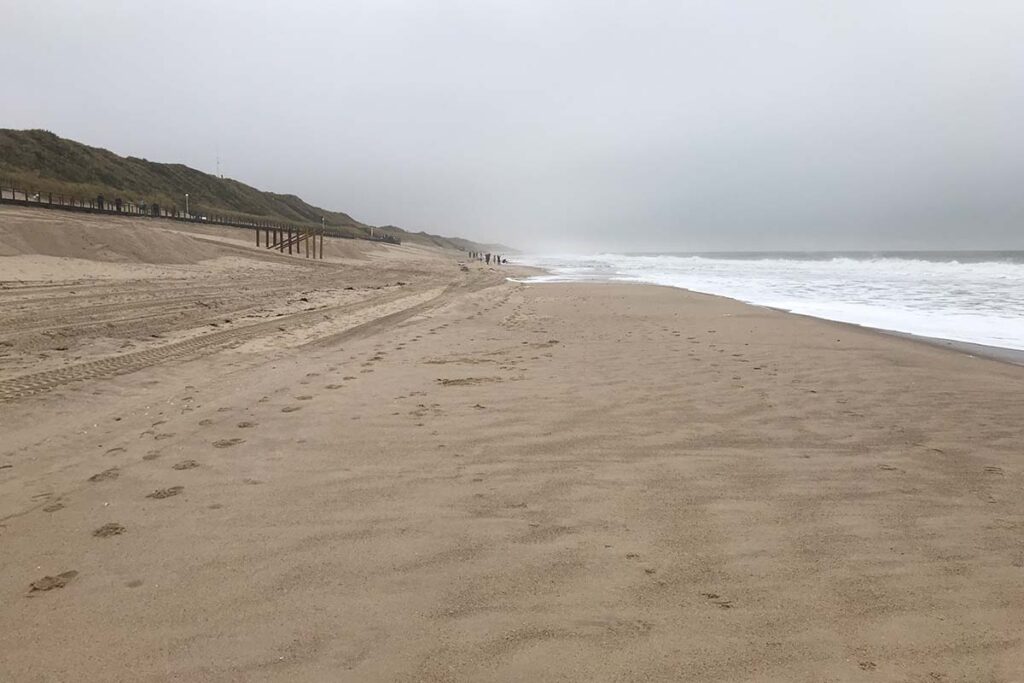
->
486, 253, 491, 265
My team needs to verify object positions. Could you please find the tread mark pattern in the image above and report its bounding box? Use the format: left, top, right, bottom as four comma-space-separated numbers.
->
0, 288, 426, 402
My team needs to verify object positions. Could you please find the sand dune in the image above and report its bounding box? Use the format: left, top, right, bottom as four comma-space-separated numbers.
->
2, 208, 1023, 681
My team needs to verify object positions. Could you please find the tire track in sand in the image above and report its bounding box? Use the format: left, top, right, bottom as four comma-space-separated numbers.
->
0, 287, 436, 402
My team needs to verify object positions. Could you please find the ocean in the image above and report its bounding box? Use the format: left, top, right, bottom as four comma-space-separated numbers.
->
515, 251, 1024, 351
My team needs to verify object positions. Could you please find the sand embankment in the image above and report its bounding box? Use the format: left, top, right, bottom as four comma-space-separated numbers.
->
1, 207, 1023, 681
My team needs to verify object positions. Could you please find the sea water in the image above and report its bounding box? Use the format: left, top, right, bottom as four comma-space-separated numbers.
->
515, 252, 1024, 351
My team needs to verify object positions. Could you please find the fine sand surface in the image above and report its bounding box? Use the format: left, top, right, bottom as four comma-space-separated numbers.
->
2, 207, 1023, 681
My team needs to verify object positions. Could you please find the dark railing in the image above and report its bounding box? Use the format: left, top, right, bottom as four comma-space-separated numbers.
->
0, 183, 401, 245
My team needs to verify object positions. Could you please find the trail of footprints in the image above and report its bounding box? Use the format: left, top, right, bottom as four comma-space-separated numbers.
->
20, 288, 767, 596
29, 314, 460, 593
20, 302, 1009, 617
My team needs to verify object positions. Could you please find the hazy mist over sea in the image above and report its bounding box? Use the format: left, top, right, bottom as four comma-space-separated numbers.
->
3, 2, 1024, 252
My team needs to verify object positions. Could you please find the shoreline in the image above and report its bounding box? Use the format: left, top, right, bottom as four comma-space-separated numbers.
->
514, 272, 1024, 367
886, 331, 1024, 367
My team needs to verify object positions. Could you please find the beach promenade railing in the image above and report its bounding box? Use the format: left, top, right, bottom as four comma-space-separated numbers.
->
0, 182, 402, 247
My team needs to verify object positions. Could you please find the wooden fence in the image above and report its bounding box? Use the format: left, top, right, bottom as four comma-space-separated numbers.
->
0, 182, 401, 250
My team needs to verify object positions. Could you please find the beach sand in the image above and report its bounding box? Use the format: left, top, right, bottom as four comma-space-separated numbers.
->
2, 207, 1023, 681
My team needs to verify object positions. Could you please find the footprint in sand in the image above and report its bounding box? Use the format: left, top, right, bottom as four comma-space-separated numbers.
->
88, 468, 119, 483
142, 450, 162, 461
125, 579, 144, 588
146, 486, 183, 499
343, 376, 356, 381
213, 438, 244, 448
198, 419, 214, 426
104, 447, 126, 456
172, 460, 200, 470
29, 570, 79, 593
43, 501, 65, 513
154, 433, 175, 440
296, 395, 314, 401
93, 522, 126, 537
237, 421, 257, 428
325, 384, 343, 390
281, 406, 302, 413
701, 592, 733, 609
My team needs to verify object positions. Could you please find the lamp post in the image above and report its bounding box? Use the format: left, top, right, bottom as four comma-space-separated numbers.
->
185, 193, 189, 218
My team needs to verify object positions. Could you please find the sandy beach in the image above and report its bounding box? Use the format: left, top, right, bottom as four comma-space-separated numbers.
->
2, 207, 1023, 682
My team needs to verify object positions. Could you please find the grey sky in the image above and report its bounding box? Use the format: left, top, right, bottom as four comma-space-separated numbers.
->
3, 1, 1023, 251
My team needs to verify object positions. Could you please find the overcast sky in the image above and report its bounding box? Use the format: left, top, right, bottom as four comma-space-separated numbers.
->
3, 1, 1023, 251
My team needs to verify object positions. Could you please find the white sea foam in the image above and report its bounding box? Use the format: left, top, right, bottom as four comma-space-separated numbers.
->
515, 253, 1024, 351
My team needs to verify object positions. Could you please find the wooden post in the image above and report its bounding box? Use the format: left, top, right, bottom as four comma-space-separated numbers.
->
305, 226, 310, 258
279, 228, 284, 253
256, 226, 261, 247
319, 225, 324, 259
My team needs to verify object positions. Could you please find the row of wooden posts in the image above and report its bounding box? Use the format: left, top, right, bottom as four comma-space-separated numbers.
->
256, 223, 325, 259
0, 184, 330, 243
0, 183, 408, 253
